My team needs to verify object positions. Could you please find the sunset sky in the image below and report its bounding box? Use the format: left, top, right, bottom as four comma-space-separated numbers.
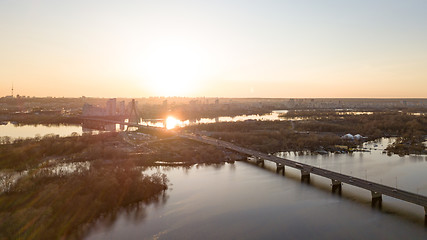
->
1, 0, 426, 98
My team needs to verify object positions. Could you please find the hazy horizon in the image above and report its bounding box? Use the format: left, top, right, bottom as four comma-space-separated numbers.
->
1, 0, 427, 98
3, 95, 427, 100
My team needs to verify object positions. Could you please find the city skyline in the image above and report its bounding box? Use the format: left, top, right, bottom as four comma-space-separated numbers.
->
1, 0, 427, 98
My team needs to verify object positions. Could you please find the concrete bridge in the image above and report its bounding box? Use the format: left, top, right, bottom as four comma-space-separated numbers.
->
81, 117, 141, 127
180, 133, 427, 216
80, 117, 163, 129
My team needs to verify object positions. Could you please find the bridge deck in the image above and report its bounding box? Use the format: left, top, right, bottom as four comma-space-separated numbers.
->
81, 117, 145, 128
181, 134, 427, 210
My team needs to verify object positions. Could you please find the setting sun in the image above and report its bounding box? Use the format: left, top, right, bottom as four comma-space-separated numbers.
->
138, 38, 207, 96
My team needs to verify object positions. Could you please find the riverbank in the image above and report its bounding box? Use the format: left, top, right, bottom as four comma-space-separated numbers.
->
0, 112, 81, 125
0, 132, 173, 239
184, 110, 427, 155
85, 161, 427, 240
0, 129, 248, 238
385, 136, 427, 156
0, 161, 168, 240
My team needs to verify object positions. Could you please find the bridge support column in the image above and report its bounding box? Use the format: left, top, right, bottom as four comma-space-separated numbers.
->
301, 170, 310, 182
371, 191, 382, 207
331, 179, 342, 193
424, 207, 427, 227
256, 157, 264, 167
371, 191, 382, 199
276, 163, 284, 175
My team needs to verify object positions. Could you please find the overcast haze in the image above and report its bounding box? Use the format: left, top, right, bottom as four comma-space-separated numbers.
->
1, 0, 426, 98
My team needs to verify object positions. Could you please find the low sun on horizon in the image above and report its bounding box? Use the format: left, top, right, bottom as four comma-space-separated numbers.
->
136, 38, 209, 97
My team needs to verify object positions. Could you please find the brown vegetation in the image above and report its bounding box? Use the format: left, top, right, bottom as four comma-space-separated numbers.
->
136, 139, 244, 166
184, 121, 350, 153
290, 111, 426, 139
386, 136, 427, 156
0, 132, 127, 171
0, 161, 167, 239
0, 130, 238, 238
185, 111, 426, 155
1, 113, 81, 125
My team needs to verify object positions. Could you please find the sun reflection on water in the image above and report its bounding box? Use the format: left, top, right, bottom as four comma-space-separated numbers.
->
165, 116, 180, 130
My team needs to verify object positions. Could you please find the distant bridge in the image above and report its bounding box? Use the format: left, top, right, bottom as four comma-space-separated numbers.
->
81, 99, 149, 128
80, 117, 152, 128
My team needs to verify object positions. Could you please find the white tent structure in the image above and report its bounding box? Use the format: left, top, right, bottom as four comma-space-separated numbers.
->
341, 133, 354, 140
354, 134, 363, 140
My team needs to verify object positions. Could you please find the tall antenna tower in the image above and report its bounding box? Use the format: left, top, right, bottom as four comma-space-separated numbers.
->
11, 83, 14, 97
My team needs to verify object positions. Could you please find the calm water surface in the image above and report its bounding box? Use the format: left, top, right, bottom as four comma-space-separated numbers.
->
85, 140, 427, 240
140, 110, 289, 128
0, 111, 287, 139
0, 122, 83, 139
2, 110, 423, 139
281, 138, 427, 196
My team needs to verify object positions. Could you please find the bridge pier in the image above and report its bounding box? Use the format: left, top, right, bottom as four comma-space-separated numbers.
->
276, 163, 284, 175
301, 170, 310, 182
256, 157, 264, 167
424, 207, 427, 227
371, 191, 382, 200
371, 191, 382, 207
331, 179, 342, 193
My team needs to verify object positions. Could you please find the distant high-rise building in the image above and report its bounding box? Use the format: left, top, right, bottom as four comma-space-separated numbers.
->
118, 101, 125, 115
82, 104, 106, 116
106, 98, 117, 116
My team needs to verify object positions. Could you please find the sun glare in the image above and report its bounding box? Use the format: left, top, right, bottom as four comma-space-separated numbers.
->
139, 39, 207, 96
165, 116, 180, 130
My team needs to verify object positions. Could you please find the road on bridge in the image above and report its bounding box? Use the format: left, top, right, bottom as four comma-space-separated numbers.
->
180, 133, 427, 215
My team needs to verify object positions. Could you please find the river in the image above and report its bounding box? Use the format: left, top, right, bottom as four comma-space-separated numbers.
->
1, 113, 426, 238
0, 110, 410, 139
0, 122, 83, 139
84, 139, 427, 240
0, 111, 288, 139
1, 110, 423, 139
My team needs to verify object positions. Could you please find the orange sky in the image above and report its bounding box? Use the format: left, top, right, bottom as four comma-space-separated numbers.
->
1, 1, 426, 98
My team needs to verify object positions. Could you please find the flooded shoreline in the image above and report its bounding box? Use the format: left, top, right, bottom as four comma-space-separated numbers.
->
85, 161, 427, 240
